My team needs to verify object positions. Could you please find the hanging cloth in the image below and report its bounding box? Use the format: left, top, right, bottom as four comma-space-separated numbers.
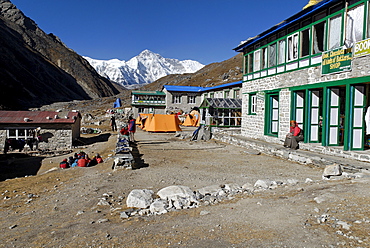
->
365, 106, 370, 134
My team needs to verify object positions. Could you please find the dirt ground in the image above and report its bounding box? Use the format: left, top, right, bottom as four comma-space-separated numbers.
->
1, 103, 370, 247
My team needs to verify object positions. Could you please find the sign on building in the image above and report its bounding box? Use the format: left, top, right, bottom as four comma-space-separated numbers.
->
353, 38, 370, 58
322, 47, 352, 75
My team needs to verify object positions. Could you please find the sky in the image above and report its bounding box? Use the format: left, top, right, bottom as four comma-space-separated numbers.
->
10, 0, 310, 65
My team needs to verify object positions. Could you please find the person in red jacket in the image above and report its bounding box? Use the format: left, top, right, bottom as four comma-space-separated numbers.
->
284, 120, 303, 149
77, 155, 88, 167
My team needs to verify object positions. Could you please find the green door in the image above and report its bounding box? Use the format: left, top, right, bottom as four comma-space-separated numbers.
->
350, 85, 365, 150
327, 88, 340, 146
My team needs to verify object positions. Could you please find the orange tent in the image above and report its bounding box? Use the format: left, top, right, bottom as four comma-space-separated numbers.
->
137, 113, 153, 129
182, 110, 200, 127
145, 114, 182, 132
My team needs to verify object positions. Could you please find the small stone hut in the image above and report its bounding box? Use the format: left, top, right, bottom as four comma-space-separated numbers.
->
0, 110, 81, 152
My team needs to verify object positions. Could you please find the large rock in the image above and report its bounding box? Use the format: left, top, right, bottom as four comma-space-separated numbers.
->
126, 189, 154, 209
254, 179, 272, 189
157, 185, 196, 202
149, 199, 168, 215
197, 185, 224, 196
322, 164, 342, 178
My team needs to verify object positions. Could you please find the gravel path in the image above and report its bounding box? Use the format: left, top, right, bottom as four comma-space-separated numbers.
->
1, 127, 370, 247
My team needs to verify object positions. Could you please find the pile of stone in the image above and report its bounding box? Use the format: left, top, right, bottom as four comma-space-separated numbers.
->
112, 136, 134, 170
121, 180, 300, 218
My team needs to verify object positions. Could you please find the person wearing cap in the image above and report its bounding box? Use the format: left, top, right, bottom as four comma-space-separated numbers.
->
283, 120, 304, 149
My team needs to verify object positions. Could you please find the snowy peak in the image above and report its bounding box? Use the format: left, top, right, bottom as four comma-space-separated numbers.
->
84, 50, 204, 89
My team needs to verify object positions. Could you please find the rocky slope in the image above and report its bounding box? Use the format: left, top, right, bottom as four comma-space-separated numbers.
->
141, 53, 243, 91
85, 50, 204, 89
0, 0, 121, 110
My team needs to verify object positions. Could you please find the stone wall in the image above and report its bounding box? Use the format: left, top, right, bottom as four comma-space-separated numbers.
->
241, 55, 369, 143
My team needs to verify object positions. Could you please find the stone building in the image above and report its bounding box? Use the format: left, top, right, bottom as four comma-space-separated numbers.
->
131, 91, 166, 117
163, 85, 203, 114
234, 0, 370, 153
0, 111, 81, 152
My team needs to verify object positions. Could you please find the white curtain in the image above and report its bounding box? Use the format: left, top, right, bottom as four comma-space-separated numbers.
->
278, 40, 285, 64
269, 43, 276, 67
328, 15, 342, 50
254, 50, 261, 71
345, 4, 364, 48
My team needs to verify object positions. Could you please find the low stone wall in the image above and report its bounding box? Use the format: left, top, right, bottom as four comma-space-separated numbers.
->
212, 128, 370, 170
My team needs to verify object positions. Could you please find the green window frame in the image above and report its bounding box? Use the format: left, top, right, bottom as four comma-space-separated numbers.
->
248, 93, 257, 115
264, 93, 279, 136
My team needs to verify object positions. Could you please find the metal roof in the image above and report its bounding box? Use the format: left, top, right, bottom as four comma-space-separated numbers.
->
164, 81, 242, 93
201, 98, 242, 109
0, 111, 80, 124
233, 0, 337, 52
163, 85, 204, 92
132, 91, 166, 95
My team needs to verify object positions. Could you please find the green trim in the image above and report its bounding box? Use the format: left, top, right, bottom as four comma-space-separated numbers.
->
344, 84, 351, 150
132, 91, 165, 96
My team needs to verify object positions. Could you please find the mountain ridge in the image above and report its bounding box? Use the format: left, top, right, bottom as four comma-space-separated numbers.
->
84, 50, 204, 89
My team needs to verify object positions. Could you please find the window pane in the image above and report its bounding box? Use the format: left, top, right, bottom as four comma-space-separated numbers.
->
328, 15, 342, 50
301, 29, 310, 57
288, 34, 298, 61
254, 50, 261, 71
248, 53, 253, 73
313, 21, 325, 54
268, 43, 277, 67
345, 4, 364, 48
262, 47, 268, 69
278, 40, 286, 64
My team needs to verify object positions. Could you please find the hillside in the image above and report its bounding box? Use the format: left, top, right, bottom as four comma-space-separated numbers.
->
141, 53, 243, 91
0, 0, 121, 110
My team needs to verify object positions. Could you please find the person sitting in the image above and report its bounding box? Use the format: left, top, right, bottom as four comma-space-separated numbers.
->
120, 124, 130, 140
71, 158, 79, 167
284, 120, 304, 150
59, 159, 69, 169
87, 156, 98, 167
77, 155, 88, 167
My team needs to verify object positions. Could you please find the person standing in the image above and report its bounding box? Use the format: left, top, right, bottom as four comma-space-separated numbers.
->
110, 115, 117, 132
128, 116, 136, 142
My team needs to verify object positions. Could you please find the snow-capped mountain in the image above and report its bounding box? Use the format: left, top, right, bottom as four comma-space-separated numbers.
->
84, 50, 204, 89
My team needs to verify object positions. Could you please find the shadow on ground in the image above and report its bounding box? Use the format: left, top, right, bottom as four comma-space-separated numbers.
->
74, 133, 111, 146
130, 141, 149, 170
0, 153, 45, 181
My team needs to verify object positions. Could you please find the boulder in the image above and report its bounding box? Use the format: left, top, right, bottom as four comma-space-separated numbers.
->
322, 164, 342, 178
254, 179, 271, 189
150, 199, 168, 215
198, 185, 223, 196
157, 185, 196, 202
126, 189, 154, 209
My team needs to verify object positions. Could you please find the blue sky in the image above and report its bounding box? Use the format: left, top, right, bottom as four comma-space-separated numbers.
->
11, 0, 309, 65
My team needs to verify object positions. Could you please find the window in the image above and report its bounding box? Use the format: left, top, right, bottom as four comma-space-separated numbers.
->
7, 128, 34, 139
300, 29, 310, 57
254, 50, 261, 71
248, 53, 253, 73
224, 91, 230, 98
249, 94, 257, 114
234, 89, 240, 99
149, 107, 154, 113
268, 43, 277, 67
210, 93, 214, 98
287, 34, 298, 61
138, 107, 144, 113
328, 15, 342, 50
261, 47, 268, 69
188, 95, 196, 104
173, 95, 182, 104
345, 3, 364, 48
278, 39, 286, 64
312, 21, 325, 54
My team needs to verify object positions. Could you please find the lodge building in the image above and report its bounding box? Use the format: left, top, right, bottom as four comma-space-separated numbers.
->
234, 0, 370, 154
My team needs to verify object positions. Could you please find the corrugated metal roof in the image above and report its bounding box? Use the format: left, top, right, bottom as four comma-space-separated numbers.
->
164, 81, 242, 93
132, 91, 166, 95
202, 81, 242, 92
163, 85, 204, 92
234, 0, 336, 52
0, 111, 80, 124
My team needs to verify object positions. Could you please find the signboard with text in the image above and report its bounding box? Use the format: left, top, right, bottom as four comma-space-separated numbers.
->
322, 47, 352, 75
353, 38, 370, 58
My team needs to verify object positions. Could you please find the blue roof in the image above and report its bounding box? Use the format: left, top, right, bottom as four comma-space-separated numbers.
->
234, 0, 337, 52
163, 81, 242, 93
163, 85, 203, 92
201, 81, 242, 92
